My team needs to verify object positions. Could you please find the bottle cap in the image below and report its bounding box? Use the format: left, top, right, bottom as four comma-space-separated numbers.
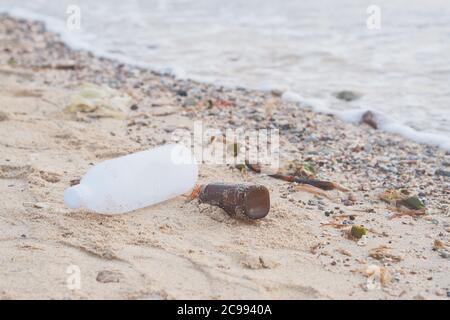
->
64, 184, 90, 209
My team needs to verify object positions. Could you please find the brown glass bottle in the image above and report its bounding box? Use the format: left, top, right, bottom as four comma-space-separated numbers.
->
198, 183, 270, 219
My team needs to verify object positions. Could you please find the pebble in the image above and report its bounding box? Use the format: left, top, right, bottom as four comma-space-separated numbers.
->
0, 111, 8, 121
435, 169, 450, 177
334, 90, 361, 102
276, 120, 292, 130
183, 97, 197, 107
304, 134, 318, 143
342, 199, 353, 206
357, 235, 367, 246
96, 270, 122, 283
176, 89, 187, 97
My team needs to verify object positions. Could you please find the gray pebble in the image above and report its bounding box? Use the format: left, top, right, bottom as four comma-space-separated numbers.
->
435, 169, 450, 177
438, 250, 450, 259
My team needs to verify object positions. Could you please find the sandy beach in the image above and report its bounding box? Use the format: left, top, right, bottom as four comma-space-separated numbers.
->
0, 16, 449, 299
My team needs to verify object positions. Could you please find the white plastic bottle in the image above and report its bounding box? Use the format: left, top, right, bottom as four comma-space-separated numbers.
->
64, 144, 198, 214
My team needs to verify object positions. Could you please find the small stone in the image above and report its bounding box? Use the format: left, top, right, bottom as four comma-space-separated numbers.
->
130, 104, 138, 111
176, 89, 188, 97
361, 111, 378, 129
304, 134, 318, 143
96, 270, 122, 283
271, 89, 283, 97
183, 97, 197, 107
342, 199, 353, 206
0, 111, 8, 121
433, 239, 447, 250
334, 90, 361, 102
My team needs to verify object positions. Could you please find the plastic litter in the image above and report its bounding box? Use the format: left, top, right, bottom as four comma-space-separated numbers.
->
351, 225, 368, 239
64, 144, 198, 214
198, 183, 270, 219
65, 83, 132, 119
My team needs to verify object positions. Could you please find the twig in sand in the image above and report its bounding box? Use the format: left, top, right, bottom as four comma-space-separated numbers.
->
245, 162, 348, 191
320, 222, 349, 229
333, 214, 360, 220
294, 184, 331, 199
32, 62, 81, 71
152, 111, 177, 117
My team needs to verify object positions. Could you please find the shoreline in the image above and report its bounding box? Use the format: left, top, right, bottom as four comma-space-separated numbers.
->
0, 16, 449, 299
2, 8, 450, 151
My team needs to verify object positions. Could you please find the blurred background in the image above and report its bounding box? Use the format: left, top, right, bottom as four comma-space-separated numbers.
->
1, 0, 449, 146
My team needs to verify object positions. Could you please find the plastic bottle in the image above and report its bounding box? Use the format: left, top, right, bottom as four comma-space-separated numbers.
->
64, 144, 198, 214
